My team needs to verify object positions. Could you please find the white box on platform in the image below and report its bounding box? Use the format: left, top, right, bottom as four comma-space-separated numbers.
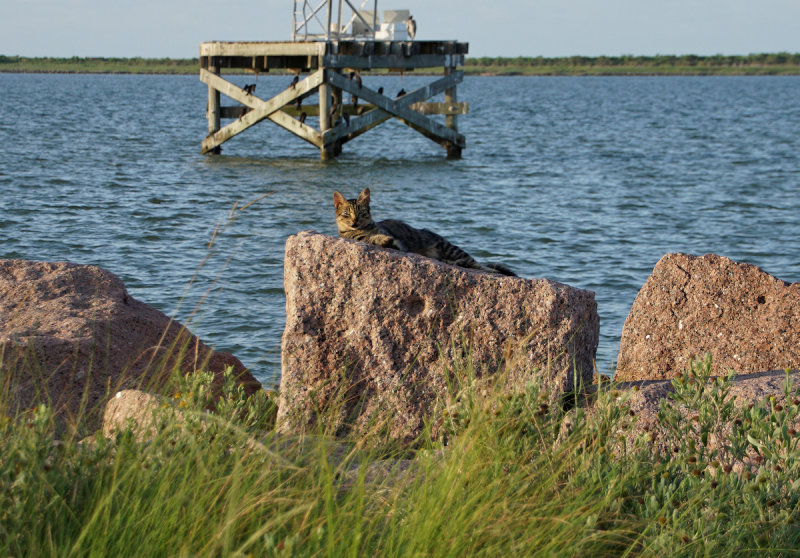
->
374, 22, 408, 41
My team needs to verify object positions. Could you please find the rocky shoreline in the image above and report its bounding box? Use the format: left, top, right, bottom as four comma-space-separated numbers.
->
1, 235, 798, 439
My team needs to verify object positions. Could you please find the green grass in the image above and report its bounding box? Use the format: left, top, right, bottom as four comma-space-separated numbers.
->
2, 53, 799, 75
4, 350, 800, 556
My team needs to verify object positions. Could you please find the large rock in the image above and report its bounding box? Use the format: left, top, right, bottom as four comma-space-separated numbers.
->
0, 259, 261, 432
615, 253, 800, 382
278, 231, 598, 442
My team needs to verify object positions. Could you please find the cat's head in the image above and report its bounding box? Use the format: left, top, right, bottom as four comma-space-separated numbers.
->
333, 188, 372, 230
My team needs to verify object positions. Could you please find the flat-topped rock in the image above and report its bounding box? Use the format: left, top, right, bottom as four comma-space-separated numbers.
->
278, 231, 598, 442
0, 259, 261, 432
616, 253, 800, 382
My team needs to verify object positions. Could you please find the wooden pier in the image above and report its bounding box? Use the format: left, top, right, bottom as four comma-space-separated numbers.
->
199, 40, 469, 159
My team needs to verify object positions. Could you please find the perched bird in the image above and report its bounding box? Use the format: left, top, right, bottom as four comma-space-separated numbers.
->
299, 112, 307, 124
343, 113, 350, 127
295, 98, 302, 110
349, 70, 363, 104
352, 94, 359, 108
243, 83, 256, 95
396, 88, 406, 97
289, 75, 299, 89
407, 15, 416, 40
377, 86, 384, 95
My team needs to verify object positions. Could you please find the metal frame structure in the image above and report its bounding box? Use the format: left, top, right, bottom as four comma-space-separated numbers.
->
292, 0, 379, 41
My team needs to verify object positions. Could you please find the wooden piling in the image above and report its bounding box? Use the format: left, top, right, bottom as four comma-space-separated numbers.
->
444, 66, 460, 159
206, 58, 221, 153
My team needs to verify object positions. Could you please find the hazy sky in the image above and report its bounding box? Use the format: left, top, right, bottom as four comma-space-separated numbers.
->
2, 0, 798, 58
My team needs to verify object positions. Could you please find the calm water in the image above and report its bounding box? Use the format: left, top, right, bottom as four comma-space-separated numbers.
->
1, 73, 798, 385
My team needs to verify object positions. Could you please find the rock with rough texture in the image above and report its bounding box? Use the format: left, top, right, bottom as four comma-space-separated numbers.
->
616, 253, 800, 382
0, 259, 261, 432
609, 369, 800, 469
620, 370, 800, 438
278, 231, 599, 442
102, 389, 166, 440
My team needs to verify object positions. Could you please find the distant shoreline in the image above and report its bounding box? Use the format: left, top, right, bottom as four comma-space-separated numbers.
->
2, 53, 799, 76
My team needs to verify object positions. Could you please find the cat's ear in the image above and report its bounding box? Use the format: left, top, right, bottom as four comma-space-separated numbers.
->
358, 188, 371, 204
333, 191, 345, 208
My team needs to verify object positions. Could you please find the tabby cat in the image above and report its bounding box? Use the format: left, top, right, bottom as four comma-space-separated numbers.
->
333, 188, 516, 276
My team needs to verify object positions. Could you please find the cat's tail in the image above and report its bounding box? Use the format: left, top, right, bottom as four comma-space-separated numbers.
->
484, 262, 517, 277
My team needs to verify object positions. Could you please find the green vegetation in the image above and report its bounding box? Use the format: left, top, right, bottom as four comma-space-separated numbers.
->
0, 55, 199, 74
463, 52, 800, 75
2, 53, 799, 75
4, 347, 800, 555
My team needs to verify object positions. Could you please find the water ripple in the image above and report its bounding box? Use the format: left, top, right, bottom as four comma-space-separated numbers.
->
2, 74, 799, 383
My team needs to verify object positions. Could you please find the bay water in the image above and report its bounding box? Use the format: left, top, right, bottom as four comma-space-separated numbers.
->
1, 73, 798, 385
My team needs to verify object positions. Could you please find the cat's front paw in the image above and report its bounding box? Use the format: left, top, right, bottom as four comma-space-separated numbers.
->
371, 234, 397, 248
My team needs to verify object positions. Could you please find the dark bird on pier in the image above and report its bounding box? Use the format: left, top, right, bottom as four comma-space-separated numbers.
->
343, 113, 350, 127
352, 94, 359, 108
396, 88, 406, 97
299, 112, 307, 124
407, 15, 416, 40
243, 83, 256, 95
355, 73, 362, 88
349, 71, 356, 80
295, 98, 302, 110
378, 86, 384, 95
289, 75, 299, 89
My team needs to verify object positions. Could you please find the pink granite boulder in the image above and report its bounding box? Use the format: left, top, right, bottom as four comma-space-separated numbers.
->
615, 253, 800, 382
0, 259, 262, 432
278, 231, 598, 442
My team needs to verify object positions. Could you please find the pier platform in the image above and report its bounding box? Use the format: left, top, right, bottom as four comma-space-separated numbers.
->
200, 40, 469, 159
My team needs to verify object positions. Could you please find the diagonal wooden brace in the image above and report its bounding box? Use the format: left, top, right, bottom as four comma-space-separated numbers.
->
329, 71, 464, 139
200, 69, 325, 153
326, 71, 465, 150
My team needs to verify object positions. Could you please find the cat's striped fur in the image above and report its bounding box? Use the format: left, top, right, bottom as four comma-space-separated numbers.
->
333, 188, 516, 276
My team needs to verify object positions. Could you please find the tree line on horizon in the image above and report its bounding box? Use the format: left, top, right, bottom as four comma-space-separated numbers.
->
0, 55, 197, 65
2, 53, 799, 76
465, 52, 800, 67
2, 53, 799, 67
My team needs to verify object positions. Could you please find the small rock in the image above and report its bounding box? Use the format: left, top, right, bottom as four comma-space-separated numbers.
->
102, 389, 167, 440
612, 368, 800, 460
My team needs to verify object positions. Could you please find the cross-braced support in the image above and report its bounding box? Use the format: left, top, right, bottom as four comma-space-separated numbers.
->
199, 40, 469, 160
